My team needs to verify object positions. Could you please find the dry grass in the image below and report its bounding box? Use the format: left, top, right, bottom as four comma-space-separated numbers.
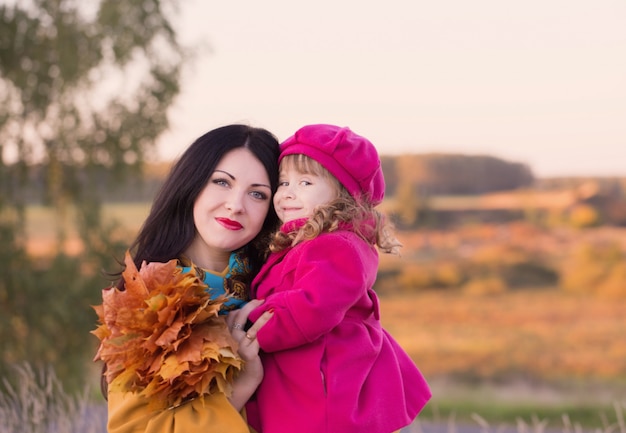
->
0, 364, 106, 433
1, 363, 624, 433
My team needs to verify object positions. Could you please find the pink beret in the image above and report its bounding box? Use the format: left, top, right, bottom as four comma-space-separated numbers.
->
279, 124, 385, 205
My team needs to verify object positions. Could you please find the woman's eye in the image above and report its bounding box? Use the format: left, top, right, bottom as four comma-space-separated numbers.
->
250, 191, 268, 200
212, 178, 229, 187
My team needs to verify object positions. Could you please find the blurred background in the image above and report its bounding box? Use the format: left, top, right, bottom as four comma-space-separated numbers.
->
1, 0, 625, 431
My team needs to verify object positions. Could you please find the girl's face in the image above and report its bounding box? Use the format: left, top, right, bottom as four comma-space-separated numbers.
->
274, 157, 341, 223
186, 147, 272, 270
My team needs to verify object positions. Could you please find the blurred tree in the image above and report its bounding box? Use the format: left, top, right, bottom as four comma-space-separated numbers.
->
0, 0, 187, 388
380, 155, 398, 197
390, 153, 534, 196
390, 156, 436, 228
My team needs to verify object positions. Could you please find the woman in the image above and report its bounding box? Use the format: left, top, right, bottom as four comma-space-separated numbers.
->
93, 124, 280, 433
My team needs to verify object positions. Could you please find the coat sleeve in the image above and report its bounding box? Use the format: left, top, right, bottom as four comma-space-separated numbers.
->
107, 390, 251, 433
254, 234, 375, 352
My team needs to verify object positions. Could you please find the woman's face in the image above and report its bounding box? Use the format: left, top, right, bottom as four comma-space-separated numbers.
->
187, 147, 272, 270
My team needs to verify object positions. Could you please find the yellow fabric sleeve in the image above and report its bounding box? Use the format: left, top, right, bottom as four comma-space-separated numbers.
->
107, 391, 251, 433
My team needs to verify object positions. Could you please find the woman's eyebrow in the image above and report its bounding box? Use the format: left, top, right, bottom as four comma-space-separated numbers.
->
214, 169, 271, 189
214, 169, 235, 179
253, 183, 272, 190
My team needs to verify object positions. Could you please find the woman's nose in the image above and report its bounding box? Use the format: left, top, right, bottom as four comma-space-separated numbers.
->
225, 192, 245, 213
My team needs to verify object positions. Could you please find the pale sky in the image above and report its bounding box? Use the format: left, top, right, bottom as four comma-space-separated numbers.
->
156, 0, 626, 178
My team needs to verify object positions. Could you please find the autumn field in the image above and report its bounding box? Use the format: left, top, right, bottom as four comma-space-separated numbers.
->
383, 290, 626, 385
22, 202, 626, 429
380, 290, 626, 426
378, 222, 626, 427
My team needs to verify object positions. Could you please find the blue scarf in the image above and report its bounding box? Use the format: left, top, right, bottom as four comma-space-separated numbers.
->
180, 250, 250, 313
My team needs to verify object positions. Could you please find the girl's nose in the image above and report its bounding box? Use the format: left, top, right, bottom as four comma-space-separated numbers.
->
281, 186, 295, 200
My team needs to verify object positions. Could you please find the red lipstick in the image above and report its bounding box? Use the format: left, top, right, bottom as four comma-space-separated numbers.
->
216, 217, 243, 230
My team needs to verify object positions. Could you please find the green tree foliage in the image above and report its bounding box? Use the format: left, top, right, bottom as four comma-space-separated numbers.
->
0, 0, 186, 388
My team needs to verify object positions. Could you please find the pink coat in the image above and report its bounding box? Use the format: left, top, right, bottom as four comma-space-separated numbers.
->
246, 228, 431, 433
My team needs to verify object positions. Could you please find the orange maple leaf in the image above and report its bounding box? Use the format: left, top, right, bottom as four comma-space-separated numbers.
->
91, 251, 243, 410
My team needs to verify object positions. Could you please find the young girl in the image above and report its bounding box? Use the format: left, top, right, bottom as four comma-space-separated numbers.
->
246, 124, 431, 433
93, 124, 279, 433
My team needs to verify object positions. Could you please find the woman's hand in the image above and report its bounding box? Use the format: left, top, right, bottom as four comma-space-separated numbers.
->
225, 299, 273, 411
226, 299, 270, 360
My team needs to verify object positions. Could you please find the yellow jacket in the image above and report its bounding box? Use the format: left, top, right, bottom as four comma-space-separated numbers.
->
107, 391, 252, 433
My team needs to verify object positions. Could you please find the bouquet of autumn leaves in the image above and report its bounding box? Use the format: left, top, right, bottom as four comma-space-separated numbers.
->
92, 251, 243, 410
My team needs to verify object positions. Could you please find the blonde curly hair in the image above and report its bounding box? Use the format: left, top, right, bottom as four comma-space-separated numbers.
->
270, 154, 401, 255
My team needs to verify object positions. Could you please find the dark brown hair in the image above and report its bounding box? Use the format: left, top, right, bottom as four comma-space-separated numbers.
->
126, 124, 280, 282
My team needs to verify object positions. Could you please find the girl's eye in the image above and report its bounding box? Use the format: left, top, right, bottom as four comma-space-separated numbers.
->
278, 181, 289, 187
299, 180, 312, 186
